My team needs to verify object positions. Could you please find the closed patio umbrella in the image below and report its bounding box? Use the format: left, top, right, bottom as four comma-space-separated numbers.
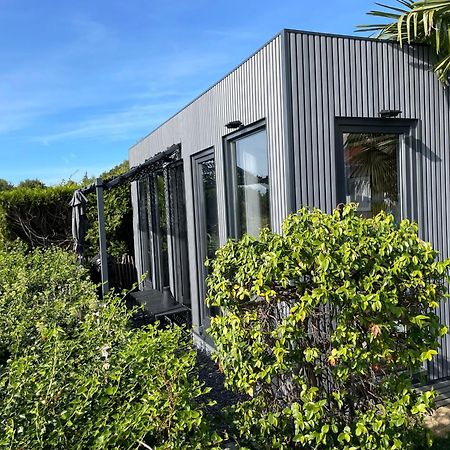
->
69, 189, 88, 262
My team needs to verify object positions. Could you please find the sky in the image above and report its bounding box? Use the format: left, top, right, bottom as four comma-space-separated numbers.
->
0, 0, 384, 185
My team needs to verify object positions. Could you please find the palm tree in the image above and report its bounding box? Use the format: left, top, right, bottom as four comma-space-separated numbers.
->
359, 1, 450, 84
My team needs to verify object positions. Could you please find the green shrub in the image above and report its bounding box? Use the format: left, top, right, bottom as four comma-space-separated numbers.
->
0, 162, 133, 260
207, 204, 449, 449
0, 185, 75, 248
0, 244, 221, 449
84, 161, 134, 259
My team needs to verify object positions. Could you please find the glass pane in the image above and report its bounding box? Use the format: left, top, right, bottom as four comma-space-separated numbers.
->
343, 132, 400, 218
138, 178, 152, 284
234, 129, 270, 237
199, 157, 219, 320
171, 164, 190, 303
201, 159, 219, 260
155, 172, 170, 287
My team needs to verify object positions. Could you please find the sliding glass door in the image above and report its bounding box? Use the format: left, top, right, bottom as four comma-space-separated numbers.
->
138, 162, 190, 305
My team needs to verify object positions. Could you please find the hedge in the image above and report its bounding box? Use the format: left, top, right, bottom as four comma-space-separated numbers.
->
0, 243, 221, 449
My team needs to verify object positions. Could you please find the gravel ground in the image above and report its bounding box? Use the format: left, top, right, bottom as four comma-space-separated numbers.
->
195, 349, 248, 418
195, 349, 248, 448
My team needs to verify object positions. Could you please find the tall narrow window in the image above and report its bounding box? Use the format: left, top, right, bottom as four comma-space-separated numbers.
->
168, 163, 191, 304
155, 171, 170, 288
137, 177, 152, 286
192, 148, 219, 329
226, 124, 270, 238
201, 159, 219, 260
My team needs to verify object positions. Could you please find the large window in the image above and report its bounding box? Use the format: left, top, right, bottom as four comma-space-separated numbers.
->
192, 148, 219, 329
336, 118, 415, 220
343, 132, 400, 218
225, 123, 270, 237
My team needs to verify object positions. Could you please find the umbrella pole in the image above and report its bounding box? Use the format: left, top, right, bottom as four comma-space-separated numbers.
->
96, 178, 109, 297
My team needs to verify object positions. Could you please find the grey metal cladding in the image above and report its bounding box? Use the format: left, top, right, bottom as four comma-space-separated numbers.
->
129, 33, 288, 335
286, 30, 450, 380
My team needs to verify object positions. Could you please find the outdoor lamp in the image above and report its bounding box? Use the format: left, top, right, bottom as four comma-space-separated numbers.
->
379, 109, 402, 118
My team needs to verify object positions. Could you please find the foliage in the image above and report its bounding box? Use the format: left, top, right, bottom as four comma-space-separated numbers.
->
206, 204, 449, 449
17, 178, 46, 189
360, 0, 450, 84
0, 243, 221, 449
84, 160, 134, 259
0, 179, 13, 192
0, 161, 134, 260
0, 185, 75, 248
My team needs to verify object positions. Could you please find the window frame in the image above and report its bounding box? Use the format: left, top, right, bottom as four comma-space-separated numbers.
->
223, 119, 269, 238
192, 147, 218, 330
335, 117, 417, 216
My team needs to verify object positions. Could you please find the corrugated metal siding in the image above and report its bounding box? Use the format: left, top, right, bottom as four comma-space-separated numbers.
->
287, 30, 450, 380
130, 34, 289, 333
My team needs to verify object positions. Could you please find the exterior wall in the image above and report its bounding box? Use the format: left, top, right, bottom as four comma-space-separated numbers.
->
129, 28, 450, 380
129, 34, 290, 334
286, 30, 450, 380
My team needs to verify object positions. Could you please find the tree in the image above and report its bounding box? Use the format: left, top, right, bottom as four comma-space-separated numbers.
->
17, 179, 46, 189
0, 179, 13, 192
360, 0, 450, 84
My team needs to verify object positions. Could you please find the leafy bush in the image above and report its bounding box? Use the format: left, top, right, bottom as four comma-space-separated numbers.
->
84, 161, 134, 259
0, 162, 134, 260
0, 179, 13, 192
207, 204, 449, 449
0, 243, 220, 449
17, 178, 46, 189
0, 185, 74, 247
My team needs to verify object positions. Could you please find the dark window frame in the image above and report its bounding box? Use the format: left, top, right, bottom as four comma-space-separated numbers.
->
223, 119, 269, 238
335, 117, 417, 211
192, 147, 217, 331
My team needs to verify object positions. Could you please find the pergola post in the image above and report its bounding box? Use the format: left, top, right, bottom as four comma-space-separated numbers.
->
96, 178, 109, 297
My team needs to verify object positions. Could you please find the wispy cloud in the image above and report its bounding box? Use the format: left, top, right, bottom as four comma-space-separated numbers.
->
34, 98, 193, 145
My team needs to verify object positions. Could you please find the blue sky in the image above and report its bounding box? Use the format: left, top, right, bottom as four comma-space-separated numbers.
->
0, 0, 383, 185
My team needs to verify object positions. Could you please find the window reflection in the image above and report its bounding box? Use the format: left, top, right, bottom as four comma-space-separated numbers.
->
344, 132, 400, 218
138, 178, 152, 285
200, 159, 219, 260
233, 129, 270, 237
155, 172, 170, 287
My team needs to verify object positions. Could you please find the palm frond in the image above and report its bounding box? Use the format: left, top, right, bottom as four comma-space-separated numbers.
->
360, 0, 450, 84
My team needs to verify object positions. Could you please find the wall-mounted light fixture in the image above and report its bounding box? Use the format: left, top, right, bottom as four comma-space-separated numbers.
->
379, 109, 402, 118
225, 120, 243, 130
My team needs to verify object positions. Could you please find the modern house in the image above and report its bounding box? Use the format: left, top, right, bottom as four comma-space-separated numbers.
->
129, 29, 450, 380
